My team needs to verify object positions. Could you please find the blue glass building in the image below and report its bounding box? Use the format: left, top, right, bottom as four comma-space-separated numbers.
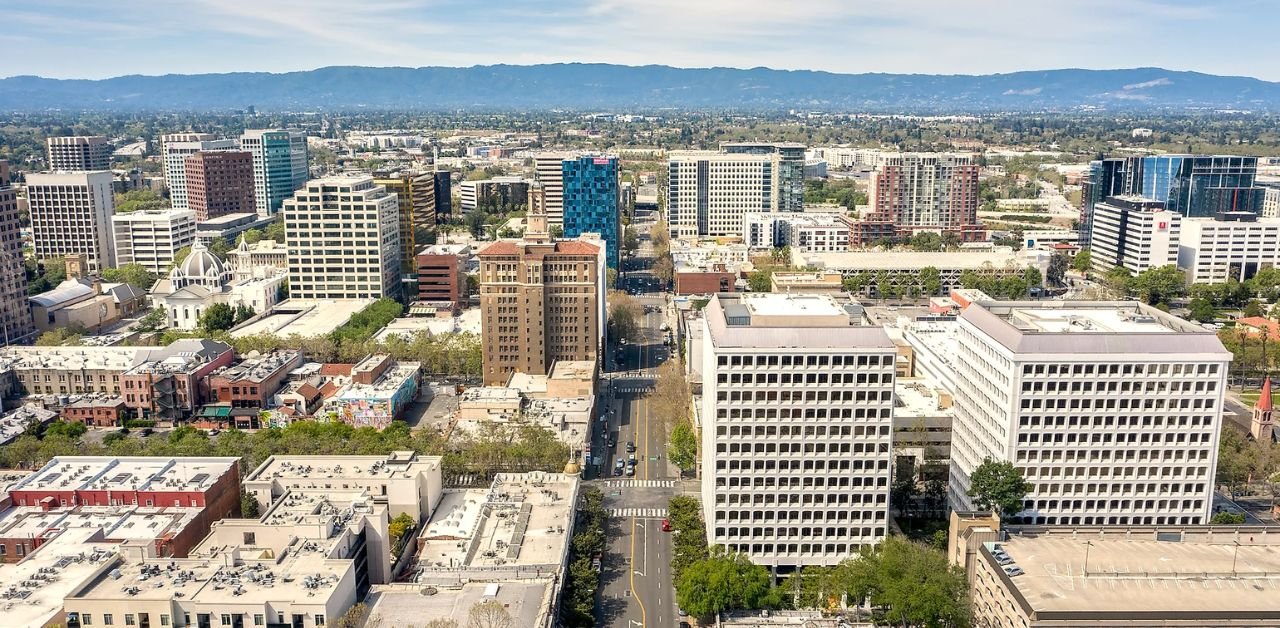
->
1138, 155, 1263, 217
562, 155, 620, 270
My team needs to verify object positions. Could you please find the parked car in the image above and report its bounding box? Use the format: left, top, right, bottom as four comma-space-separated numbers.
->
625, 463, 636, 477
626, 441, 636, 453
614, 458, 625, 476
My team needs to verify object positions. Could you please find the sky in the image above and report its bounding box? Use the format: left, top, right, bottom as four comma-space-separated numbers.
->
6, 0, 1280, 81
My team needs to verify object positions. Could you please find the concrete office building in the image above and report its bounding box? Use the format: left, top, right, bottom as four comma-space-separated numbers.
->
415, 243, 470, 303
698, 293, 894, 570
374, 170, 436, 272
184, 150, 256, 220
240, 129, 308, 216
1089, 196, 1180, 274
1179, 213, 1280, 283
160, 133, 239, 211
856, 152, 984, 245
47, 135, 111, 171
283, 175, 401, 300
459, 176, 531, 212
1079, 158, 1131, 248
111, 208, 197, 275
0, 184, 33, 345
243, 451, 443, 521
947, 301, 1230, 526
1263, 183, 1280, 218
534, 152, 575, 226
26, 171, 117, 272
477, 199, 602, 385
722, 142, 806, 213
562, 155, 621, 269
667, 150, 785, 238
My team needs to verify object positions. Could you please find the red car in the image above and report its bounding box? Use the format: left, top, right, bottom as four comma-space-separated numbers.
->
661, 519, 672, 532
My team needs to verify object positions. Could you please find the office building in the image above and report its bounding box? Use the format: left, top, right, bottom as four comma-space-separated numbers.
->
0, 184, 33, 345
160, 133, 238, 211
283, 175, 401, 300
26, 171, 117, 272
240, 129, 309, 216
434, 169, 453, 221
1137, 154, 1264, 217
1263, 183, 1280, 218
184, 150, 256, 220
459, 176, 531, 212
970, 529, 1280, 627
243, 451, 443, 521
1178, 213, 1280, 283
857, 152, 984, 245
192, 212, 275, 247
1079, 158, 1131, 248
416, 243, 470, 303
477, 199, 602, 385
793, 247, 1049, 298
722, 142, 806, 213
111, 208, 197, 275
46, 135, 111, 171
1089, 196, 1180, 274
947, 301, 1230, 525
667, 150, 784, 238
698, 293, 894, 570
374, 170, 437, 272
562, 155, 621, 269
534, 152, 574, 226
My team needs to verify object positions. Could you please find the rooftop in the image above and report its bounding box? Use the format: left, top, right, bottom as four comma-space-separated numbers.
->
12, 456, 238, 493
961, 301, 1230, 356
549, 360, 595, 382
0, 505, 201, 542
986, 534, 1280, 620
373, 310, 482, 342
231, 298, 376, 338
246, 452, 441, 483
794, 247, 1029, 270
338, 362, 420, 400
367, 580, 554, 628
211, 350, 301, 383
706, 294, 890, 349
0, 528, 120, 628
0, 405, 57, 446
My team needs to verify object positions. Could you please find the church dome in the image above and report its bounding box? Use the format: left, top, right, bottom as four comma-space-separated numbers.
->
179, 242, 225, 280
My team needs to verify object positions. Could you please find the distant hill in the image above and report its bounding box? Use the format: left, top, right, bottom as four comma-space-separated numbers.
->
2, 64, 1279, 112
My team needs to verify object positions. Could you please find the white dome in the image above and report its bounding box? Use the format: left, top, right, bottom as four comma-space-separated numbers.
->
180, 242, 224, 279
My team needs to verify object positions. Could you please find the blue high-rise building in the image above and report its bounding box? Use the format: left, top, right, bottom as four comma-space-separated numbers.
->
1138, 155, 1264, 217
562, 155, 620, 270
240, 129, 309, 216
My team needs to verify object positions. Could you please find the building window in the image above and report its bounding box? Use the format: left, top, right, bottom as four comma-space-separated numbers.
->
125, 615, 136, 626
243, 532, 256, 545
82, 615, 92, 625
104, 614, 114, 626
160, 616, 169, 626
315, 615, 325, 626
221, 615, 232, 626
254, 615, 264, 626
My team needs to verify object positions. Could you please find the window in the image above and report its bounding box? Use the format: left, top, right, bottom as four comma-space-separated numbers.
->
243, 532, 256, 545
125, 615, 136, 626
222, 615, 233, 626
315, 615, 326, 626
82, 615, 93, 625
160, 616, 170, 627
254, 615, 264, 626
104, 614, 114, 626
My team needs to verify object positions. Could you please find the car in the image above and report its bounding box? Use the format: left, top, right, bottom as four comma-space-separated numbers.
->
625, 464, 635, 477
607, 435, 616, 449
614, 459, 625, 476
207, 429, 220, 436
661, 519, 672, 532
628, 453, 637, 463
626, 441, 636, 453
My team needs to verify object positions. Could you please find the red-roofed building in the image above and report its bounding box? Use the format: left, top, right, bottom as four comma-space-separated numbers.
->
1238, 317, 1280, 339
1253, 377, 1275, 442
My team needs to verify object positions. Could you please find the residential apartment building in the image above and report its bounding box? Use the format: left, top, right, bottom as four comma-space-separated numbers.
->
46, 135, 111, 171
26, 171, 117, 272
283, 175, 401, 300
667, 150, 782, 238
534, 152, 575, 226
698, 293, 895, 570
477, 202, 602, 385
1089, 196, 1180, 274
120, 339, 235, 422
722, 142, 806, 213
947, 301, 1230, 526
416, 243, 470, 303
1178, 213, 1280, 283
857, 152, 984, 244
209, 350, 304, 410
562, 155, 621, 269
160, 133, 238, 211
743, 212, 851, 252
0, 184, 33, 345
374, 170, 437, 272
185, 150, 256, 220
240, 129, 309, 216
111, 208, 197, 275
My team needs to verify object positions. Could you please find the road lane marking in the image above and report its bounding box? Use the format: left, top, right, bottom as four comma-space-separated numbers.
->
629, 517, 648, 628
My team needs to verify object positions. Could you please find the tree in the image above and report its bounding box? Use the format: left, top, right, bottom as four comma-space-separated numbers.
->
967, 459, 1032, 519
1129, 265, 1186, 305
44, 420, 87, 440
675, 547, 781, 621
747, 269, 773, 292
101, 263, 158, 291
198, 303, 236, 332
114, 189, 168, 213
388, 512, 416, 549
608, 290, 642, 344
1103, 265, 1133, 296
1189, 298, 1217, 323
136, 307, 167, 332
668, 420, 697, 474
1211, 511, 1247, 525
242, 228, 264, 245
335, 603, 368, 628
1071, 248, 1092, 273
240, 489, 260, 518
232, 303, 256, 325
909, 232, 943, 251
651, 255, 674, 285
468, 599, 514, 628
838, 536, 970, 628
920, 266, 942, 296
623, 226, 640, 255
263, 219, 286, 243
1023, 266, 1043, 294
35, 324, 86, 346
549, 224, 564, 239
1046, 252, 1068, 287
1245, 300, 1266, 319
424, 621, 460, 628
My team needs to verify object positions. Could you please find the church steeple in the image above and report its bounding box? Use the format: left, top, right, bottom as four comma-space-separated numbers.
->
1252, 377, 1274, 442
526, 182, 550, 244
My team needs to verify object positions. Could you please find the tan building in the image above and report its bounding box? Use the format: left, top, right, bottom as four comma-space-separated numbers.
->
374, 170, 437, 272
770, 271, 845, 294
0, 185, 34, 344
28, 271, 145, 334
477, 193, 602, 385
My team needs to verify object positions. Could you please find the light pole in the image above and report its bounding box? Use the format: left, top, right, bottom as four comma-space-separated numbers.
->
1083, 540, 1094, 577
1233, 540, 1241, 575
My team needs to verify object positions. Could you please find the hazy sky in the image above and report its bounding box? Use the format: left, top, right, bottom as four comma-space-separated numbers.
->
7, 0, 1279, 80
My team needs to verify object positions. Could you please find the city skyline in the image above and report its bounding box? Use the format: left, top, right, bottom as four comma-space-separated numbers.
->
8, 0, 1280, 81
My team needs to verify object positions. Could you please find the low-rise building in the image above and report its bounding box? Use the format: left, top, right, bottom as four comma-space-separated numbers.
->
0, 405, 57, 445
794, 247, 1048, 298
0, 527, 121, 627
192, 212, 275, 247
1178, 213, 1280, 284
29, 276, 146, 335
0, 340, 229, 401
151, 242, 286, 331
243, 451, 443, 521
324, 355, 421, 429
769, 271, 845, 294
120, 339, 235, 422
207, 350, 304, 410
416, 243, 471, 304
225, 237, 289, 281
742, 212, 851, 251
60, 396, 128, 428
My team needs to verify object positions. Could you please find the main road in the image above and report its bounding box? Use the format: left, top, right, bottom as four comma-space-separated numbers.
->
593, 214, 683, 628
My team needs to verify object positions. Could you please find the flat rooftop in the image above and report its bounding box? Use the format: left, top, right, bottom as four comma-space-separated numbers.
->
795, 248, 1025, 270
0, 346, 144, 372
246, 452, 441, 483
13, 457, 238, 493
0, 505, 200, 541
0, 406, 57, 445
705, 294, 891, 350
961, 301, 1230, 356
0, 528, 120, 628
989, 535, 1280, 619
367, 580, 553, 628
416, 473, 577, 575
231, 299, 375, 338
338, 362, 420, 400
894, 379, 950, 417
374, 310, 482, 342
737, 292, 848, 318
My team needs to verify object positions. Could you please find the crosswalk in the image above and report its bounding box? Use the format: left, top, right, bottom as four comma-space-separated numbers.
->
608, 507, 668, 519
602, 479, 678, 488
614, 386, 654, 394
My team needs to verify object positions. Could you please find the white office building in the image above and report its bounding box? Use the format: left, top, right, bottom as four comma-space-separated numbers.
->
1262, 184, 1280, 218
1089, 196, 1180, 274
668, 151, 785, 239
742, 212, 850, 251
46, 135, 112, 171
26, 171, 117, 272
111, 208, 197, 275
160, 133, 238, 211
1178, 214, 1280, 284
283, 175, 401, 300
948, 301, 1230, 526
534, 152, 575, 226
699, 293, 894, 570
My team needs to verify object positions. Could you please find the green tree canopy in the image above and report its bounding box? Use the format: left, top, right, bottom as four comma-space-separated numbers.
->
668, 420, 697, 473
198, 303, 236, 332
838, 536, 970, 628
115, 189, 168, 213
967, 459, 1032, 519
675, 547, 781, 621
1071, 248, 1092, 273
101, 263, 158, 291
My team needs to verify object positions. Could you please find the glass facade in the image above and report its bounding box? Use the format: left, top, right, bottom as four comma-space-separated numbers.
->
1140, 155, 1263, 218
562, 155, 620, 269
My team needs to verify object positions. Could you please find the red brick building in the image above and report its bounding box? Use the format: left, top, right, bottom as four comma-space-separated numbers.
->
61, 397, 128, 428
416, 244, 470, 304
675, 266, 739, 295
185, 151, 256, 220
853, 153, 985, 246
207, 350, 303, 410
121, 339, 235, 423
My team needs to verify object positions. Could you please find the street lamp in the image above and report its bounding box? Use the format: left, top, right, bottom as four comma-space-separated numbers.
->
1083, 540, 1093, 577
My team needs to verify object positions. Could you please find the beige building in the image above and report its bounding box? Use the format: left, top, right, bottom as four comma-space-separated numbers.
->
0, 185, 34, 344
111, 208, 197, 275
26, 171, 117, 272
770, 271, 845, 294
46, 135, 111, 171
534, 152, 575, 226
477, 196, 602, 385
283, 175, 402, 300
29, 276, 145, 334
242, 451, 443, 521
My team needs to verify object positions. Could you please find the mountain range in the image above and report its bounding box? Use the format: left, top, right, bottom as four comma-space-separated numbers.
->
2, 64, 1279, 112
